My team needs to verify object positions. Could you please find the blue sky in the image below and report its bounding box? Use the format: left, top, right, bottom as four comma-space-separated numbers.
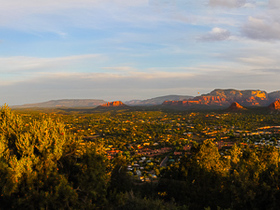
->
1, 0, 280, 105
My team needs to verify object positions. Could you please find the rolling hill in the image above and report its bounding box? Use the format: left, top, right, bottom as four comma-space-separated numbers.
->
12, 99, 107, 108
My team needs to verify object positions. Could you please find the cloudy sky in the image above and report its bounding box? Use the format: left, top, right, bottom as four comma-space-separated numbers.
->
1, 0, 280, 105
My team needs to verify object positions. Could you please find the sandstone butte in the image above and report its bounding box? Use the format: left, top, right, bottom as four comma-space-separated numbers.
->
269, 100, 280, 110
162, 89, 270, 107
228, 102, 245, 110
101, 101, 125, 107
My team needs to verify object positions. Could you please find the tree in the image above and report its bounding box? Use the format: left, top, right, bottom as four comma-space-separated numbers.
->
0, 105, 108, 209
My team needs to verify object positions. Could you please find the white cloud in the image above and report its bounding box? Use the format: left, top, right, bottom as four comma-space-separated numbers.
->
0, 54, 105, 73
0, 0, 148, 13
269, 0, 280, 8
238, 56, 276, 66
213, 39, 280, 68
242, 3, 256, 8
242, 16, 280, 41
198, 27, 231, 41
208, 0, 247, 8
0, 0, 152, 32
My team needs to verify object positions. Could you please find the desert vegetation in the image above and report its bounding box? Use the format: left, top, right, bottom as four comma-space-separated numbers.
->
1, 105, 280, 209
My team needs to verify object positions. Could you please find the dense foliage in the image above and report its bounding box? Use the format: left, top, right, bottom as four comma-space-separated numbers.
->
0, 106, 108, 209
159, 141, 280, 209
2, 106, 280, 209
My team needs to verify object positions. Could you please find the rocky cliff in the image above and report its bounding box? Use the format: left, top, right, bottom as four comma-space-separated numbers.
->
202, 89, 269, 106
228, 102, 245, 110
269, 100, 280, 110
101, 101, 126, 107
162, 89, 272, 108
163, 96, 227, 106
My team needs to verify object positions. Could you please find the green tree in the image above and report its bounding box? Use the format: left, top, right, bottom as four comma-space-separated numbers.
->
0, 105, 108, 209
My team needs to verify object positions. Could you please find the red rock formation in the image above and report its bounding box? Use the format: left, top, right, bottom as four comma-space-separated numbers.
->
162, 101, 175, 105
101, 101, 125, 107
228, 102, 245, 110
163, 96, 229, 107
186, 100, 200, 105
269, 100, 280, 110
206, 89, 269, 106
192, 96, 228, 106
163, 89, 271, 108
162, 100, 200, 106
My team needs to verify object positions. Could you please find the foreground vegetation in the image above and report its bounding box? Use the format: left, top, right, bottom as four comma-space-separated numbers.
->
1, 106, 280, 209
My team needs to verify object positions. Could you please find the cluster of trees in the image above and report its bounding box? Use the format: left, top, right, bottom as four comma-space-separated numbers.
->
0, 106, 108, 209
159, 140, 280, 209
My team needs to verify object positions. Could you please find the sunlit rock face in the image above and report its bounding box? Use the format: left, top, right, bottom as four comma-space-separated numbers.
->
101, 101, 125, 107
192, 96, 228, 105
269, 100, 280, 110
162, 89, 271, 107
203, 89, 269, 106
228, 102, 245, 110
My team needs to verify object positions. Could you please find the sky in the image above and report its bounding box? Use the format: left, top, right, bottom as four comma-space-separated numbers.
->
1, 0, 280, 105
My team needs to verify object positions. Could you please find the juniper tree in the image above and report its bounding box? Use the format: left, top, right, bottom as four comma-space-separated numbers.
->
0, 105, 108, 209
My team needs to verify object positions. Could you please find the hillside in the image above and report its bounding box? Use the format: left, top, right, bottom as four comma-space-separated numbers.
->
268, 91, 280, 102
126, 95, 193, 106
13, 99, 107, 108
163, 89, 274, 108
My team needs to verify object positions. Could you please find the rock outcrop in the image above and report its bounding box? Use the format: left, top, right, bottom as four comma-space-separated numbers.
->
162, 89, 271, 108
269, 100, 280, 110
228, 102, 245, 110
202, 89, 269, 106
101, 101, 126, 107
95, 101, 129, 111
163, 96, 228, 106
192, 96, 228, 106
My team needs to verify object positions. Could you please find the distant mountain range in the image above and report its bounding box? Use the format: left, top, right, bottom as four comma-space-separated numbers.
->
13, 95, 193, 108
11, 89, 280, 110
125, 95, 193, 106
12, 99, 107, 108
163, 89, 280, 108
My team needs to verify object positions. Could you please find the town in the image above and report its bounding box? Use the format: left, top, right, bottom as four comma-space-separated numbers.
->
2, 106, 280, 209
17, 109, 280, 183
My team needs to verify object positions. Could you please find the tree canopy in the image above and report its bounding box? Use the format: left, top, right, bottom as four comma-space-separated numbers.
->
0, 105, 108, 209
